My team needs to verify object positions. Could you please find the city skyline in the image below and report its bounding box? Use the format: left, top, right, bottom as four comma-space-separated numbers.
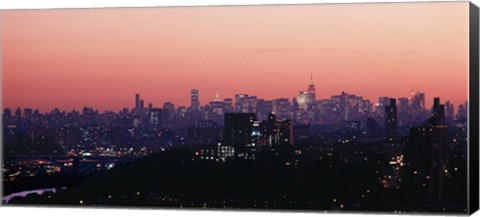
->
1, 2, 468, 111
1, 87, 466, 114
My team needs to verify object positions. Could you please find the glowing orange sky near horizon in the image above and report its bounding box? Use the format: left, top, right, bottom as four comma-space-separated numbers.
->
1, 2, 469, 112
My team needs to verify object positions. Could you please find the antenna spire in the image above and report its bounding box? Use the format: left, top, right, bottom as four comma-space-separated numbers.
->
214, 90, 220, 102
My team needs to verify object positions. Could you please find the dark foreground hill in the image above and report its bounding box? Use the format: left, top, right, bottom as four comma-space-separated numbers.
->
8, 148, 466, 213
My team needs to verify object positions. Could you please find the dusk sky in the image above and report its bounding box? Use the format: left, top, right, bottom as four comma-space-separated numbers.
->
1, 2, 469, 112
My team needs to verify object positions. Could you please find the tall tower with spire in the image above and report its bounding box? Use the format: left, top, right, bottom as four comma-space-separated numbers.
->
214, 91, 220, 102
307, 73, 316, 101
297, 73, 317, 111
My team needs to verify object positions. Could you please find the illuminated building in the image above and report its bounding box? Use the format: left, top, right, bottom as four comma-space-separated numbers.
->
297, 74, 316, 111
217, 143, 235, 162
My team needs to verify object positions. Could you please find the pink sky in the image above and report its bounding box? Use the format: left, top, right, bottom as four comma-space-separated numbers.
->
1, 2, 469, 112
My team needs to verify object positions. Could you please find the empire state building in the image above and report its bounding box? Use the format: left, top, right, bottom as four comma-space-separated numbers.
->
307, 74, 316, 101
297, 74, 316, 111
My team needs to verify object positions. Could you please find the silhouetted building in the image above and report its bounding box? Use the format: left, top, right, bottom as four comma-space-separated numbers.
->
293, 124, 309, 146
385, 98, 398, 139
140, 100, 145, 111
191, 89, 200, 110
224, 113, 256, 157
405, 98, 448, 206
366, 117, 379, 136
273, 120, 293, 146
188, 120, 220, 147
432, 97, 445, 125
4, 108, 12, 123
444, 101, 454, 123
224, 113, 256, 146
224, 98, 234, 113
397, 97, 410, 127
456, 101, 468, 120
135, 93, 140, 110
15, 108, 21, 118
162, 102, 175, 125
263, 113, 293, 147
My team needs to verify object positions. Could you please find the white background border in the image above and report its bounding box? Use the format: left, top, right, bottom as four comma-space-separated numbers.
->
0, 0, 478, 217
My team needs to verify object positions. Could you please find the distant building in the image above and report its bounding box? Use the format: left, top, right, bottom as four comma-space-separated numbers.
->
149, 108, 162, 126
265, 113, 292, 147
188, 120, 220, 147
162, 102, 175, 125
385, 98, 398, 140
444, 101, 454, 123
191, 89, 200, 110
139, 100, 145, 111
297, 74, 316, 111
272, 98, 291, 120
234, 94, 249, 112
224, 98, 234, 113
207, 96, 225, 126
135, 93, 140, 110
397, 97, 410, 127
15, 108, 22, 118
432, 97, 445, 125
4, 108, 12, 123
234, 94, 257, 113
410, 91, 426, 110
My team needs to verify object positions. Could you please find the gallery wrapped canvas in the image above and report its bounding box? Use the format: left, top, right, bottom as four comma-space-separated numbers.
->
1, 0, 479, 215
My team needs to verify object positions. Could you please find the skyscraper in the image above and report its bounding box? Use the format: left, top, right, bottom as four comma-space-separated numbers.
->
397, 97, 410, 127
405, 98, 448, 206
140, 100, 145, 111
191, 89, 200, 110
385, 98, 398, 139
432, 97, 445, 125
135, 93, 140, 110
307, 73, 316, 100
297, 74, 316, 111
